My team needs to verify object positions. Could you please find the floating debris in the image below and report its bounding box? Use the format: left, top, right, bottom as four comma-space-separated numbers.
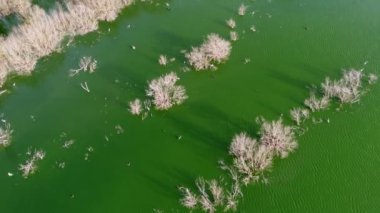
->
250, 25, 256, 32
69, 56, 97, 77
7, 172, 13, 177
80, 82, 90, 93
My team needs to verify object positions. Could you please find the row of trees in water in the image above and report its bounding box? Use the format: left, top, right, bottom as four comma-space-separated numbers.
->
178, 67, 377, 212
0, 0, 133, 86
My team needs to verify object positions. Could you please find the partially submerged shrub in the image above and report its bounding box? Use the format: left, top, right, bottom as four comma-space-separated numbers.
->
304, 93, 330, 112
19, 149, 46, 178
129, 98, 142, 115
0, 120, 13, 148
185, 34, 231, 71
259, 118, 297, 159
230, 31, 238, 41
290, 107, 310, 125
179, 187, 198, 209
321, 69, 364, 103
226, 18, 236, 29
238, 4, 247, 16
229, 132, 273, 185
179, 178, 225, 213
368, 73, 378, 84
146, 72, 187, 110
69, 56, 97, 77
158, 55, 168, 66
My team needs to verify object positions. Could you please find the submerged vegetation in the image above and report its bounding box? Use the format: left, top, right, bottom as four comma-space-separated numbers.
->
0, 119, 12, 147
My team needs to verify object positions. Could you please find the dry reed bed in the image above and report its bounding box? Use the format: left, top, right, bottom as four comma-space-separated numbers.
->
0, 0, 133, 86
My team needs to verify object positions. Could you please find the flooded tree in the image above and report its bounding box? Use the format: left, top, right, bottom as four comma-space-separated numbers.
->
179, 186, 198, 209
229, 132, 273, 185
321, 69, 364, 103
290, 107, 310, 125
185, 33, 231, 71
259, 118, 297, 159
19, 149, 46, 178
368, 73, 378, 84
158, 55, 168, 66
304, 93, 330, 112
69, 56, 97, 77
238, 4, 247, 16
146, 72, 187, 110
226, 18, 236, 29
129, 98, 143, 115
230, 31, 238, 41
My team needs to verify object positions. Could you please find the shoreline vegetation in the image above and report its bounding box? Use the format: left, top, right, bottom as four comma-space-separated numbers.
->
0, 0, 133, 86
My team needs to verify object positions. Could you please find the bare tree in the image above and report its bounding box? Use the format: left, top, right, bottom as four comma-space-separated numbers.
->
230, 31, 238, 41
146, 72, 187, 110
129, 98, 142, 115
368, 73, 378, 84
304, 93, 330, 112
179, 186, 198, 209
158, 55, 168, 66
229, 132, 273, 185
321, 69, 364, 103
238, 4, 247, 16
226, 18, 236, 29
69, 56, 97, 77
185, 33, 231, 71
259, 118, 297, 159
290, 107, 310, 125
19, 149, 46, 178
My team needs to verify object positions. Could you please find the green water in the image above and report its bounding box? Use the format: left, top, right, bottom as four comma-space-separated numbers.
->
1, 0, 380, 212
